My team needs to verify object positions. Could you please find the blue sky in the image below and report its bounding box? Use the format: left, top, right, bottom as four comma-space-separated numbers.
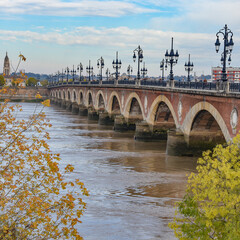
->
0, 0, 240, 76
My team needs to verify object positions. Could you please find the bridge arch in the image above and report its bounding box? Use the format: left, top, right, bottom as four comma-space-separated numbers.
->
62, 90, 66, 100
86, 90, 94, 107
78, 90, 84, 105
147, 95, 178, 127
107, 91, 122, 115
182, 101, 231, 142
72, 89, 77, 103
123, 92, 144, 120
95, 90, 106, 110
67, 89, 71, 101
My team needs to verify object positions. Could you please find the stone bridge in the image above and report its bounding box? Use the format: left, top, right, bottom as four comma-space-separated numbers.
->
49, 84, 240, 156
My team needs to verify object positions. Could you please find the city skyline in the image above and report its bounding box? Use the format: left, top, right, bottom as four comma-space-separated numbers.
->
0, 0, 240, 76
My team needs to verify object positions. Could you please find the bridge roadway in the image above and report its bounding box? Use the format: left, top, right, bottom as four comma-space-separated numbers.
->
49, 80, 240, 156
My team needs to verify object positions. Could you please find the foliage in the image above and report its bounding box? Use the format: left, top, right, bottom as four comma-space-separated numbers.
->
0, 91, 88, 239
0, 75, 5, 86
41, 79, 48, 86
27, 77, 38, 86
169, 134, 240, 240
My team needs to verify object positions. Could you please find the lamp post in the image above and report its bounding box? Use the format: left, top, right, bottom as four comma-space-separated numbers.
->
61, 69, 64, 84
127, 65, 133, 79
215, 24, 234, 91
56, 71, 60, 84
70, 65, 76, 83
65, 67, 70, 83
160, 59, 167, 81
184, 54, 194, 82
133, 45, 143, 84
165, 37, 179, 87
97, 57, 104, 82
112, 51, 122, 83
77, 63, 83, 82
141, 62, 147, 79
86, 60, 93, 82
106, 68, 110, 81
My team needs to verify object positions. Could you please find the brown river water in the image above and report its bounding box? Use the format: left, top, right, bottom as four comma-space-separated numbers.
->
21, 103, 198, 240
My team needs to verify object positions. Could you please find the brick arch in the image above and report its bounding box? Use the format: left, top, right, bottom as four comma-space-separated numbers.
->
72, 89, 77, 102
58, 90, 61, 99
78, 89, 84, 105
107, 91, 122, 114
62, 90, 66, 100
67, 89, 71, 101
95, 90, 106, 110
182, 101, 231, 142
123, 92, 144, 119
86, 90, 94, 107
147, 95, 178, 127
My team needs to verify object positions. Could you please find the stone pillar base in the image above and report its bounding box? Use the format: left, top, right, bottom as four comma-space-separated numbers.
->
60, 100, 66, 109
72, 103, 79, 114
65, 101, 72, 111
79, 106, 88, 116
134, 121, 168, 141
166, 129, 189, 156
114, 115, 136, 132
88, 107, 99, 121
98, 112, 114, 125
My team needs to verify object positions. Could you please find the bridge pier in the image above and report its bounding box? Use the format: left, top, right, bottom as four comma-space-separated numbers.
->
71, 103, 79, 114
98, 112, 114, 125
114, 115, 136, 132
166, 129, 189, 156
79, 105, 88, 116
88, 107, 99, 121
187, 131, 225, 156
65, 101, 72, 111
56, 99, 61, 106
167, 129, 226, 156
60, 100, 67, 109
134, 121, 168, 141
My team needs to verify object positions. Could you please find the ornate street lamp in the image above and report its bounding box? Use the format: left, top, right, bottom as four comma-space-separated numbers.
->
70, 65, 76, 83
160, 58, 167, 81
61, 69, 64, 84
165, 37, 179, 86
65, 67, 70, 83
141, 62, 147, 79
184, 54, 194, 82
215, 24, 234, 85
97, 57, 104, 82
112, 51, 122, 82
106, 68, 110, 81
133, 45, 143, 82
77, 63, 83, 82
86, 60, 93, 82
127, 65, 133, 79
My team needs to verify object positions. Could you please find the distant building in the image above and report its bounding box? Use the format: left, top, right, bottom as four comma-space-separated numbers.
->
3, 52, 10, 76
2, 52, 26, 86
3, 52, 12, 86
212, 67, 240, 82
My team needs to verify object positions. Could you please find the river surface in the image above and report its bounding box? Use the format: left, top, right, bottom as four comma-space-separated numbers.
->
21, 103, 197, 240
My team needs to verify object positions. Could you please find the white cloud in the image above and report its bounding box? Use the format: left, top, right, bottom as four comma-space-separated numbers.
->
0, 0, 158, 17
2, 26, 236, 76
150, 0, 240, 33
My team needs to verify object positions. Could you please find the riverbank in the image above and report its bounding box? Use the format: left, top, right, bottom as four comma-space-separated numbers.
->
0, 86, 49, 101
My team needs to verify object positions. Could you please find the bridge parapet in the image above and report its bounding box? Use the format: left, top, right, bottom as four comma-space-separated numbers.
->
50, 81, 240, 156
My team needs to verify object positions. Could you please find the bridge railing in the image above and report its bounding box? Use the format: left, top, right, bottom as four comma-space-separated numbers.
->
118, 80, 136, 85
174, 81, 217, 90
102, 80, 115, 85
229, 82, 240, 92
48, 79, 240, 94
141, 80, 167, 87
